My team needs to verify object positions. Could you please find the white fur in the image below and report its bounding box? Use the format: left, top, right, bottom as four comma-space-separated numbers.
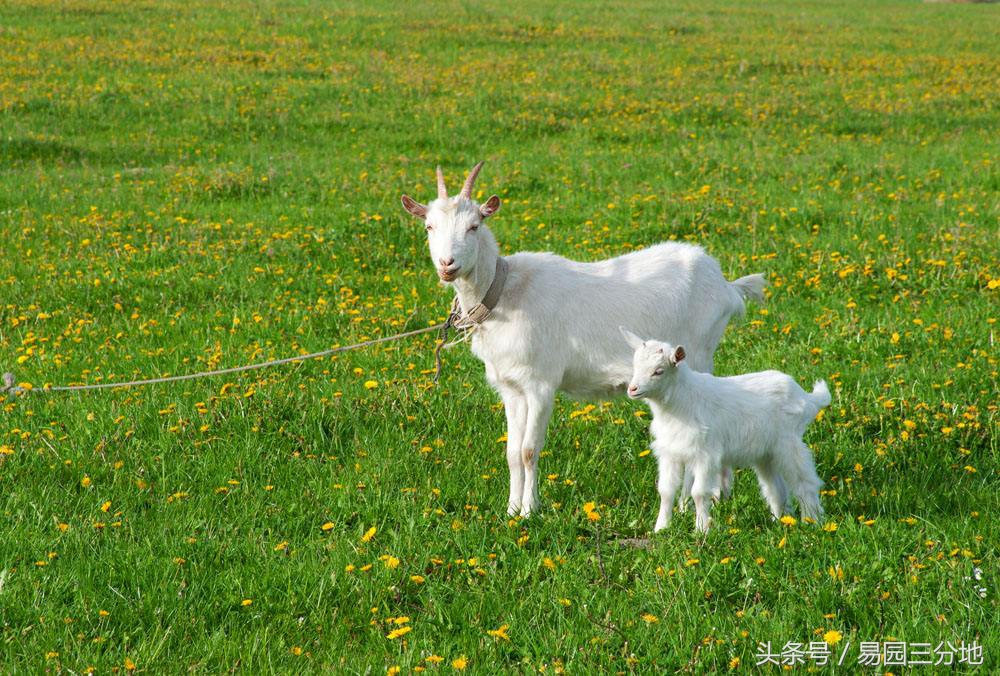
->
402, 179, 765, 517
622, 330, 829, 533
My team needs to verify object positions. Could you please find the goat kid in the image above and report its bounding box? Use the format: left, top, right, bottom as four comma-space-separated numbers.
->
401, 162, 766, 517
622, 328, 829, 533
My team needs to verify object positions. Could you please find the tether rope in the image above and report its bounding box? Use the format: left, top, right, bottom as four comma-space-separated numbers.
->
2, 321, 454, 397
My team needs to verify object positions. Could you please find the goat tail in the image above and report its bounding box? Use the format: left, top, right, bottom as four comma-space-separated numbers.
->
810, 380, 832, 410
730, 273, 767, 305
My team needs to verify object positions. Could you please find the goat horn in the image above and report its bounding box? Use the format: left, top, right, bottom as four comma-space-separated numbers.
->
460, 161, 485, 200
436, 166, 448, 200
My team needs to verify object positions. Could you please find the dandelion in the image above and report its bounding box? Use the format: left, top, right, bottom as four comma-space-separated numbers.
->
386, 626, 411, 639
452, 655, 468, 670
364, 380, 378, 390
487, 624, 510, 640
241, 599, 253, 607
823, 630, 843, 645
81, 476, 92, 488
321, 522, 334, 531
641, 613, 659, 624
362, 526, 377, 542
779, 515, 797, 526
124, 657, 136, 671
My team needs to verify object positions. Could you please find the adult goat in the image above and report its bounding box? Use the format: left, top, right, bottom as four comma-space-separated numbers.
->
401, 162, 765, 516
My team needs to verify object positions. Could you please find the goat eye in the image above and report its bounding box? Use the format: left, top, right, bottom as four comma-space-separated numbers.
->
425, 224, 433, 232
652, 368, 664, 376
468, 224, 479, 232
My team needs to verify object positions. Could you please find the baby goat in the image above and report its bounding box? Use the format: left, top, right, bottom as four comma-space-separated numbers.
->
622, 328, 829, 533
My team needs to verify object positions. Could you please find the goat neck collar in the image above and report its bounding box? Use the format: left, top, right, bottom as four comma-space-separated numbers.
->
452, 256, 508, 328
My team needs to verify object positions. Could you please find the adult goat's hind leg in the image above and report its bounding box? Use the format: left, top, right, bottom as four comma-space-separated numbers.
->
753, 457, 788, 520
518, 384, 555, 517
781, 439, 824, 523
690, 457, 722, 533
499, 387, 527, 517
677, 464, 693, 512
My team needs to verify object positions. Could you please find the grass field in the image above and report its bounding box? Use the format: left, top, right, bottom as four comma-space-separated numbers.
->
1, 0, 997, 672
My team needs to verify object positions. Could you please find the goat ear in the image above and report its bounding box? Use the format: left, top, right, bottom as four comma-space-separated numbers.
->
671, 346, 686, 364
400, 194, 428, 220
619, 326, 644, 351
479, 195, 501, 218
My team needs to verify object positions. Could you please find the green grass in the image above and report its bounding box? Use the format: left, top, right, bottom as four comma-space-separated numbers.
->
1, 0, 997, 672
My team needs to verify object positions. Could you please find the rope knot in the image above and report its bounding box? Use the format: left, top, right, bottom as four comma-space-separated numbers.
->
1, 372, 22, 398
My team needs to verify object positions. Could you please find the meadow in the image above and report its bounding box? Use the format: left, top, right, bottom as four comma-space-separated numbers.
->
1, 0, 997, 672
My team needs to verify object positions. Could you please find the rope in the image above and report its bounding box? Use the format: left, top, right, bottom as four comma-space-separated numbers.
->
2, 323, 445, 397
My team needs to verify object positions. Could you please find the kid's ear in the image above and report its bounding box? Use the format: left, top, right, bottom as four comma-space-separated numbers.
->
401, 194, 428, 220
619, 326, 644, 351
479, 195, 501, 218
671, 345, 686, 364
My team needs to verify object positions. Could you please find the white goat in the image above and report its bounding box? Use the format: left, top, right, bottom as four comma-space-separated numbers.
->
401, 162, 766, 517
622, 328, 829, 533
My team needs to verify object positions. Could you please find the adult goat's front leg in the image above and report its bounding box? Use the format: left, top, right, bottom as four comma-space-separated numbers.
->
519, 385, 555, 517
499, 387, 527, 517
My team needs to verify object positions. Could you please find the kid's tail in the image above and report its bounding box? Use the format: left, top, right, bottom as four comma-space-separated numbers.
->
810, 380, 832, 410
730, 273, 767, 305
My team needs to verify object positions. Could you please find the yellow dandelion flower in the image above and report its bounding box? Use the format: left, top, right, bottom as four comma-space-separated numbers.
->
779, 515, 797, 526
240, 599, 252, 607
361, 526, 377, 542
386, 626, 411, 640
364, 380, 378, 390
823, 630, 843, 645
487, 624, 510, 640
321, 522, 334, 531
641, 613, 659, 624
452, 655, 468, 670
